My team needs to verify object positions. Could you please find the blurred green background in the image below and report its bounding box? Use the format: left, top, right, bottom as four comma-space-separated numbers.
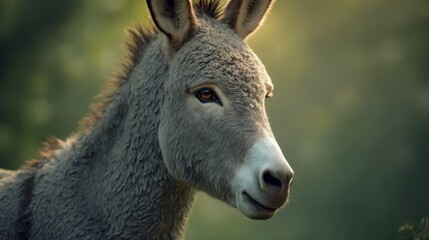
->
1, 0, 428, 239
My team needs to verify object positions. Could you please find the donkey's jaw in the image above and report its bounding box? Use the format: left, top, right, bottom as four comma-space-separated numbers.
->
231, 138, 294, 219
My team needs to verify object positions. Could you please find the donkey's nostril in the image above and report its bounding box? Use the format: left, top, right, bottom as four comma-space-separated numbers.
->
262, 171, 282, 189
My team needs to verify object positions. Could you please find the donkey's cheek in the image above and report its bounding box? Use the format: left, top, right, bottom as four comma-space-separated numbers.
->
157, 119, 203, 184
157, 123, 179, 178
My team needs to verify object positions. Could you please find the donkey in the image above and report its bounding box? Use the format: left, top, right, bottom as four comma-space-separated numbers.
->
0, 0, 294, 239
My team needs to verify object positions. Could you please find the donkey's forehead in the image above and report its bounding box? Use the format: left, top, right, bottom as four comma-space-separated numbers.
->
173, 19, 272, 93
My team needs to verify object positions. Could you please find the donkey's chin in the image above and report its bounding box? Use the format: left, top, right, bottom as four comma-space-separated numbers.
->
235, 191, 279, 220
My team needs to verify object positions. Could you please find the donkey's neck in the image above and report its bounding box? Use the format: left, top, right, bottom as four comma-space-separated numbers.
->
67, 37, 195, 239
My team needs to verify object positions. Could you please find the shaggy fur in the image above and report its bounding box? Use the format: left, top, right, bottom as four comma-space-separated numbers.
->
0, 0, 283, 239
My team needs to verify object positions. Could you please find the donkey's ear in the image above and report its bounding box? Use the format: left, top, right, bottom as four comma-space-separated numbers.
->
146, 0, 196, 47
222, 0, 274, 39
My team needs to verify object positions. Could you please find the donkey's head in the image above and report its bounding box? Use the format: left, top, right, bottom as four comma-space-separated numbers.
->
148, 0, 293, 219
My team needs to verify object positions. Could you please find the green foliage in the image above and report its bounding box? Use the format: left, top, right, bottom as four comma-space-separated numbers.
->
399, 217, 429, 240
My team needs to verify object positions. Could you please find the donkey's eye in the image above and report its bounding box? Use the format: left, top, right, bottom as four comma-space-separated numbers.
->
194, 88, 223, 106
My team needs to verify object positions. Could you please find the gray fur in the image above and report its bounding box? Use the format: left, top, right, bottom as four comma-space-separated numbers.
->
0, 0, 292, 239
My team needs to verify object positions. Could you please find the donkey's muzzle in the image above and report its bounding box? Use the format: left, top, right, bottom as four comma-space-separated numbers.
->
232, 137, 294, 220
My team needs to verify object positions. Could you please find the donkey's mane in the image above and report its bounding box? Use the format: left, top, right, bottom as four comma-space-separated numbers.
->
34, 0, 224, 163
77, 23, 154, 134
193, 0, 224, 19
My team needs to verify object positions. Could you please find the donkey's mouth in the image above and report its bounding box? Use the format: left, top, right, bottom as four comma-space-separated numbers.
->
242, 192, 277, 212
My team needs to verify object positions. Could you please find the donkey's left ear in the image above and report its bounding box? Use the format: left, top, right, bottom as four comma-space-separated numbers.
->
222, 0, 274, 40
147, 0, 196, 48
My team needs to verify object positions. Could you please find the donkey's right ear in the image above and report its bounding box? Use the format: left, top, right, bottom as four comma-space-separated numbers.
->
146, 0, 196, 48
222, 0, 274, 40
